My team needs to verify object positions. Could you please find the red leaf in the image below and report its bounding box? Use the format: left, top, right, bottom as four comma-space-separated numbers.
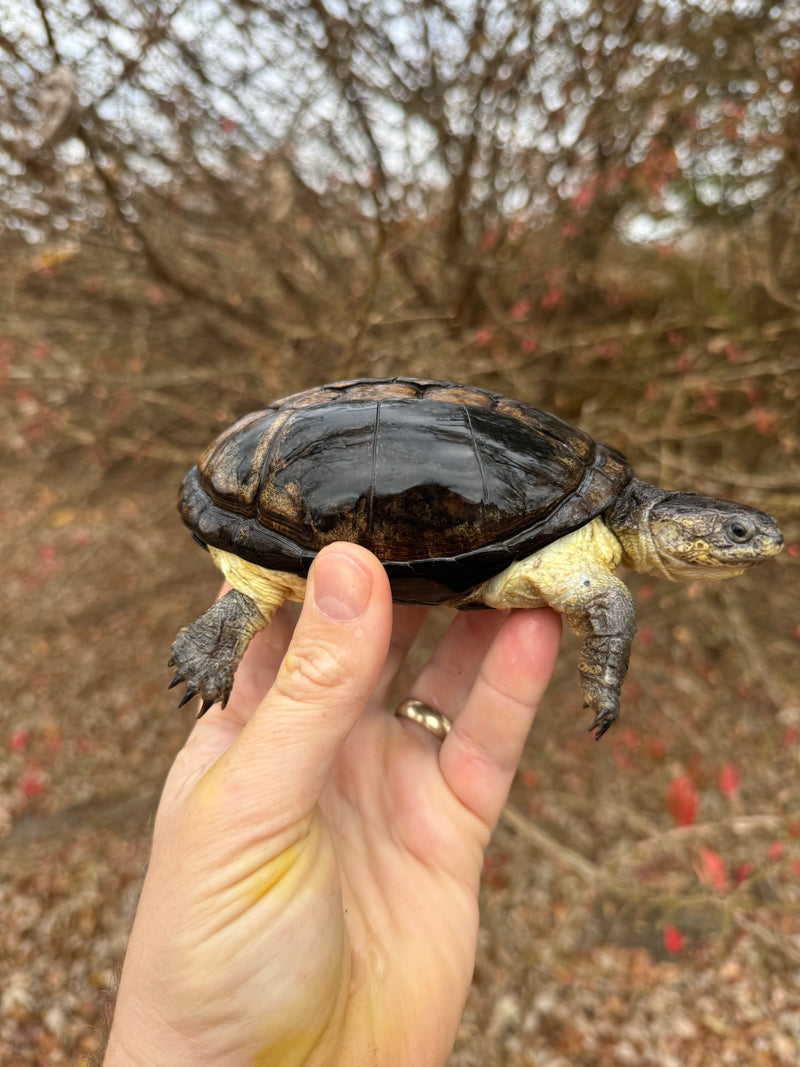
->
725, 342, 743, 364
480, 229, 498, 252
768, 841, 784, 860
510, 299, 530, 321
39, 545, 62, 575
668, 774, 699, 827
10, 729, 29, 752
718, 764, 739, 797
735, 861, 755, 886
663, 925, 684, 954
474, 328, 493, 347
19, 761, 44, 799
541, 287, 565, 310
698, 386, 720, 411
750, 407, 775, 435
571, 185, 595, 212
695, 848, 729, 892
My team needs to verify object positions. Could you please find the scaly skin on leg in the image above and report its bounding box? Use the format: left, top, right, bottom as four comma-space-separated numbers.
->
470, 518, 636, 738
169, 589, 270, 714
169, 548, 308, 714
568, 580, 636, 738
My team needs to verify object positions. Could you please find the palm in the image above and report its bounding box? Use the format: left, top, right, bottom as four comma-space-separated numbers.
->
206, 599, 556, 1063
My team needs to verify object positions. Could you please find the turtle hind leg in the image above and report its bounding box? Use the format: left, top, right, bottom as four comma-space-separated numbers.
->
169, 589, 270, 715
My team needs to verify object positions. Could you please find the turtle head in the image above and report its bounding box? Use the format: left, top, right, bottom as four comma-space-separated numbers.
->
646, 493, 783, 580
608, 480, 783, 581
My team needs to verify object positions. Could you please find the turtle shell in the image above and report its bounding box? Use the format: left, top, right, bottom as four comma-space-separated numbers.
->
179, 378, 632, 603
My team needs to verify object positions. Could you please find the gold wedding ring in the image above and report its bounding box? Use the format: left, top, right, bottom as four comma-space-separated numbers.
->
394, 699, 453, 740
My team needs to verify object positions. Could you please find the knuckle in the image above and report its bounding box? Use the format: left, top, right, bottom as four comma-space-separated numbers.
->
274, 638, 349, 702
477, 664, 531, 718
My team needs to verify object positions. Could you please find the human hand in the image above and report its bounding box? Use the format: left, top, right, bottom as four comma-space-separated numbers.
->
104, 543, 561, 1067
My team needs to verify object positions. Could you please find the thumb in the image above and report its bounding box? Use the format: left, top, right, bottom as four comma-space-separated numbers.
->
217, 542, 393, 827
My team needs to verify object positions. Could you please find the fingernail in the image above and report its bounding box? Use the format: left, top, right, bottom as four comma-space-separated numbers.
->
313, 552, 372, 622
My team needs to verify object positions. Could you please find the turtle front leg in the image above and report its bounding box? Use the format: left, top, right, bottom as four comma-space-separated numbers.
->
470, 518, 636, 739
169, 589, 272, 715
566, 580, 636, 739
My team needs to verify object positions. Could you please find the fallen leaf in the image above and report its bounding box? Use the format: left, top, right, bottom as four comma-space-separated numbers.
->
668, 774, 699, 827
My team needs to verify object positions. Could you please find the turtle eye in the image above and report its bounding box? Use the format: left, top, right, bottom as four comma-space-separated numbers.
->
725, 518, 753, 544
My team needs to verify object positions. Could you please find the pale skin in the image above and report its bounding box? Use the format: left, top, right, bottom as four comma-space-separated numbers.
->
104, 542, 562, 1067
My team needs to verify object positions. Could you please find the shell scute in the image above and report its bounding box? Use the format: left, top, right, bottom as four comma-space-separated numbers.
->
423, 384, 494, 408
200, 410, 285, 510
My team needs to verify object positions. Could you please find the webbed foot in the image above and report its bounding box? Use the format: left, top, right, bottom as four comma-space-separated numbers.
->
168, 589, 268, 715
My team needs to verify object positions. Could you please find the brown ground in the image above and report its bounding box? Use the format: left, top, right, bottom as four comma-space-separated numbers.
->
1, 237, 799, 1065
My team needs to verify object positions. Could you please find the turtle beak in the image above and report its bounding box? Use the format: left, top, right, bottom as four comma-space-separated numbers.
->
755, 520, 783, 559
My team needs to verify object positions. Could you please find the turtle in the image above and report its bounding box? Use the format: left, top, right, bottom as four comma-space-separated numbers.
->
169, 377, 783, 738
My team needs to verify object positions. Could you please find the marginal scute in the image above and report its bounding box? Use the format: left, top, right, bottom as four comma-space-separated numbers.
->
196, 508, 217, 537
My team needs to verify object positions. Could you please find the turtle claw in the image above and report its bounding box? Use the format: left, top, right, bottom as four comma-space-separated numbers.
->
178, 686, 199, 709
198, 697, 216, 719
587, 704, 619, 741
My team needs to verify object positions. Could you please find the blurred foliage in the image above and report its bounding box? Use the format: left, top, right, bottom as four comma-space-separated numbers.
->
1, 0, 800, 350
0, 1, 798, 386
